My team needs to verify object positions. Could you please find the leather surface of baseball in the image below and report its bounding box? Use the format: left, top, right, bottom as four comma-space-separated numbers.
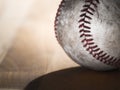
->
55, 0, 120, 71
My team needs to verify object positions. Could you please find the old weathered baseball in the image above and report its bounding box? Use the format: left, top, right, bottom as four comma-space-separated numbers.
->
54, 0, 120, 71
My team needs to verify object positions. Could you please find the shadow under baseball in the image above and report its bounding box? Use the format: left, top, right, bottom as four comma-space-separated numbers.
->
24, 67, 120, 90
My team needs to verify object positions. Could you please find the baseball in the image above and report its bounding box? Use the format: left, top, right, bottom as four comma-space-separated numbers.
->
54, 0, 120, 71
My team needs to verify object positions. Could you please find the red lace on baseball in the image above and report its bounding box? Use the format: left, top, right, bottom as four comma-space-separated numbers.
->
79, 0, 120, 67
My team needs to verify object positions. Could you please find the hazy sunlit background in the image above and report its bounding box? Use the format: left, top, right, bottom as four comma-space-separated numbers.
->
0, 0, 78, 89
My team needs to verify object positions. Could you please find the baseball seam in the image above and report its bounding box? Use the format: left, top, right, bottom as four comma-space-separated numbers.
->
79, 0, 120, 67
54, 0, 66, 41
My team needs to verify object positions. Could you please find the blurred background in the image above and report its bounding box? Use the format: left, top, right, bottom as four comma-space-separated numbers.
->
0, 0, 78, 89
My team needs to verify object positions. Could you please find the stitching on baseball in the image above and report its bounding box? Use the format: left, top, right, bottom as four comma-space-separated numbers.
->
79, 0, 120, 67
54, 0, 66, 40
